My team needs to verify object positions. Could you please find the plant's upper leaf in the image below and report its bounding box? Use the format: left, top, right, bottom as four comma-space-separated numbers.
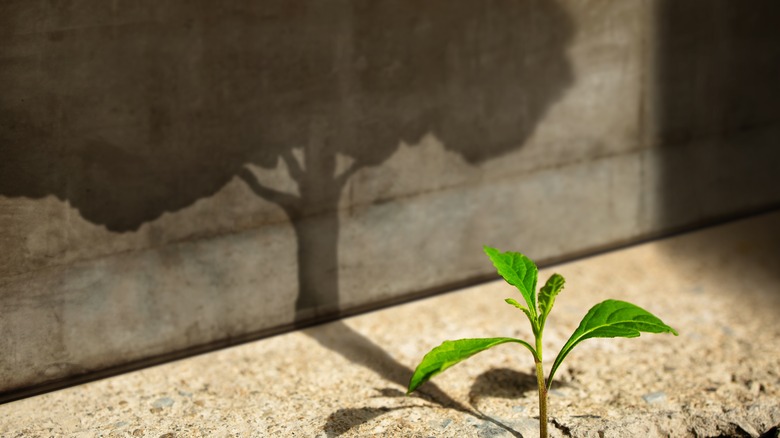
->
505, 298, 535, 322
548, 299, 678, 388
407, 337, 536, 394
484, 246, 538, 317
538, 273, 565, 328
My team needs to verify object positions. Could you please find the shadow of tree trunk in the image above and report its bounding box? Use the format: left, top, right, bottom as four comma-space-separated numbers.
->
309, 321, 525, 437
304, 321, 467, 411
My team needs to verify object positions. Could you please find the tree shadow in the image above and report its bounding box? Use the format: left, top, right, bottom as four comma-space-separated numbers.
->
1, 0, 574, 323
312, 322, 527, 437
0, 0, 574, 405
304, 321, 466, 410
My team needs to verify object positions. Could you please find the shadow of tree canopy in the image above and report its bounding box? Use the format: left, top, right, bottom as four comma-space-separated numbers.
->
0, 1, 573, 317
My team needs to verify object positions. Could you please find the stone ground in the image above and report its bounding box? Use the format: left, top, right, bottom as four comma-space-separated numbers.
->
2, 211, 780, 437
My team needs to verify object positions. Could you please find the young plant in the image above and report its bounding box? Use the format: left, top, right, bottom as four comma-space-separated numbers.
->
407, 246, 678, 438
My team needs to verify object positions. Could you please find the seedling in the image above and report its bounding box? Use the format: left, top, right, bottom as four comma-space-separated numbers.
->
408, 246, 678, 438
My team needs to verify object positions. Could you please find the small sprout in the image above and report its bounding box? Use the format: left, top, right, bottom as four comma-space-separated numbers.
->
408, 246, 678, 438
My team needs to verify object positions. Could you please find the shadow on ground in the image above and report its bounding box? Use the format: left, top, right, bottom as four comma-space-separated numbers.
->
468, 368, 538, 405
304, 321, 465, 410
312, 322, 525, 437
657, 211, 780, 317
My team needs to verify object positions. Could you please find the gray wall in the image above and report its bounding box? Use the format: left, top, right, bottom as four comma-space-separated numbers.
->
1, 1, 779, 399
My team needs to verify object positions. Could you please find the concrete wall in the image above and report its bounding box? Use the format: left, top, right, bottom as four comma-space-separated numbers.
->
2, 0, 779, 399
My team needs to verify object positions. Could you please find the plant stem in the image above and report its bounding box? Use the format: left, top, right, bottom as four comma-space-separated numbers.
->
535, 337, 548, 438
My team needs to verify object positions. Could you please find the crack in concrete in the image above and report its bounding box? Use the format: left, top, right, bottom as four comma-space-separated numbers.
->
551, 418, 573, 437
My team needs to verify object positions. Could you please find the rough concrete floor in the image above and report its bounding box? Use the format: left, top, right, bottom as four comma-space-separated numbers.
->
2, 211, 780, 437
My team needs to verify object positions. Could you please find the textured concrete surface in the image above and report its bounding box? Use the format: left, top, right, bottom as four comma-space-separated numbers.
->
2, 211, 779, 437
2, 0, 780, 395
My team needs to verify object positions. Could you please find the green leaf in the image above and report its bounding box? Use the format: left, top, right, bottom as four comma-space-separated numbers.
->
483, 246, 538, 319
538, 273, 565, 328
548, 299, 678, 388
407, 337, 537, 394
505, 298, 535, 322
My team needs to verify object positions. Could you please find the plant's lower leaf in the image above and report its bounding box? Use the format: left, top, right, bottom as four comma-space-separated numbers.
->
408, 337, 536, 394
548, 299, 678, 388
